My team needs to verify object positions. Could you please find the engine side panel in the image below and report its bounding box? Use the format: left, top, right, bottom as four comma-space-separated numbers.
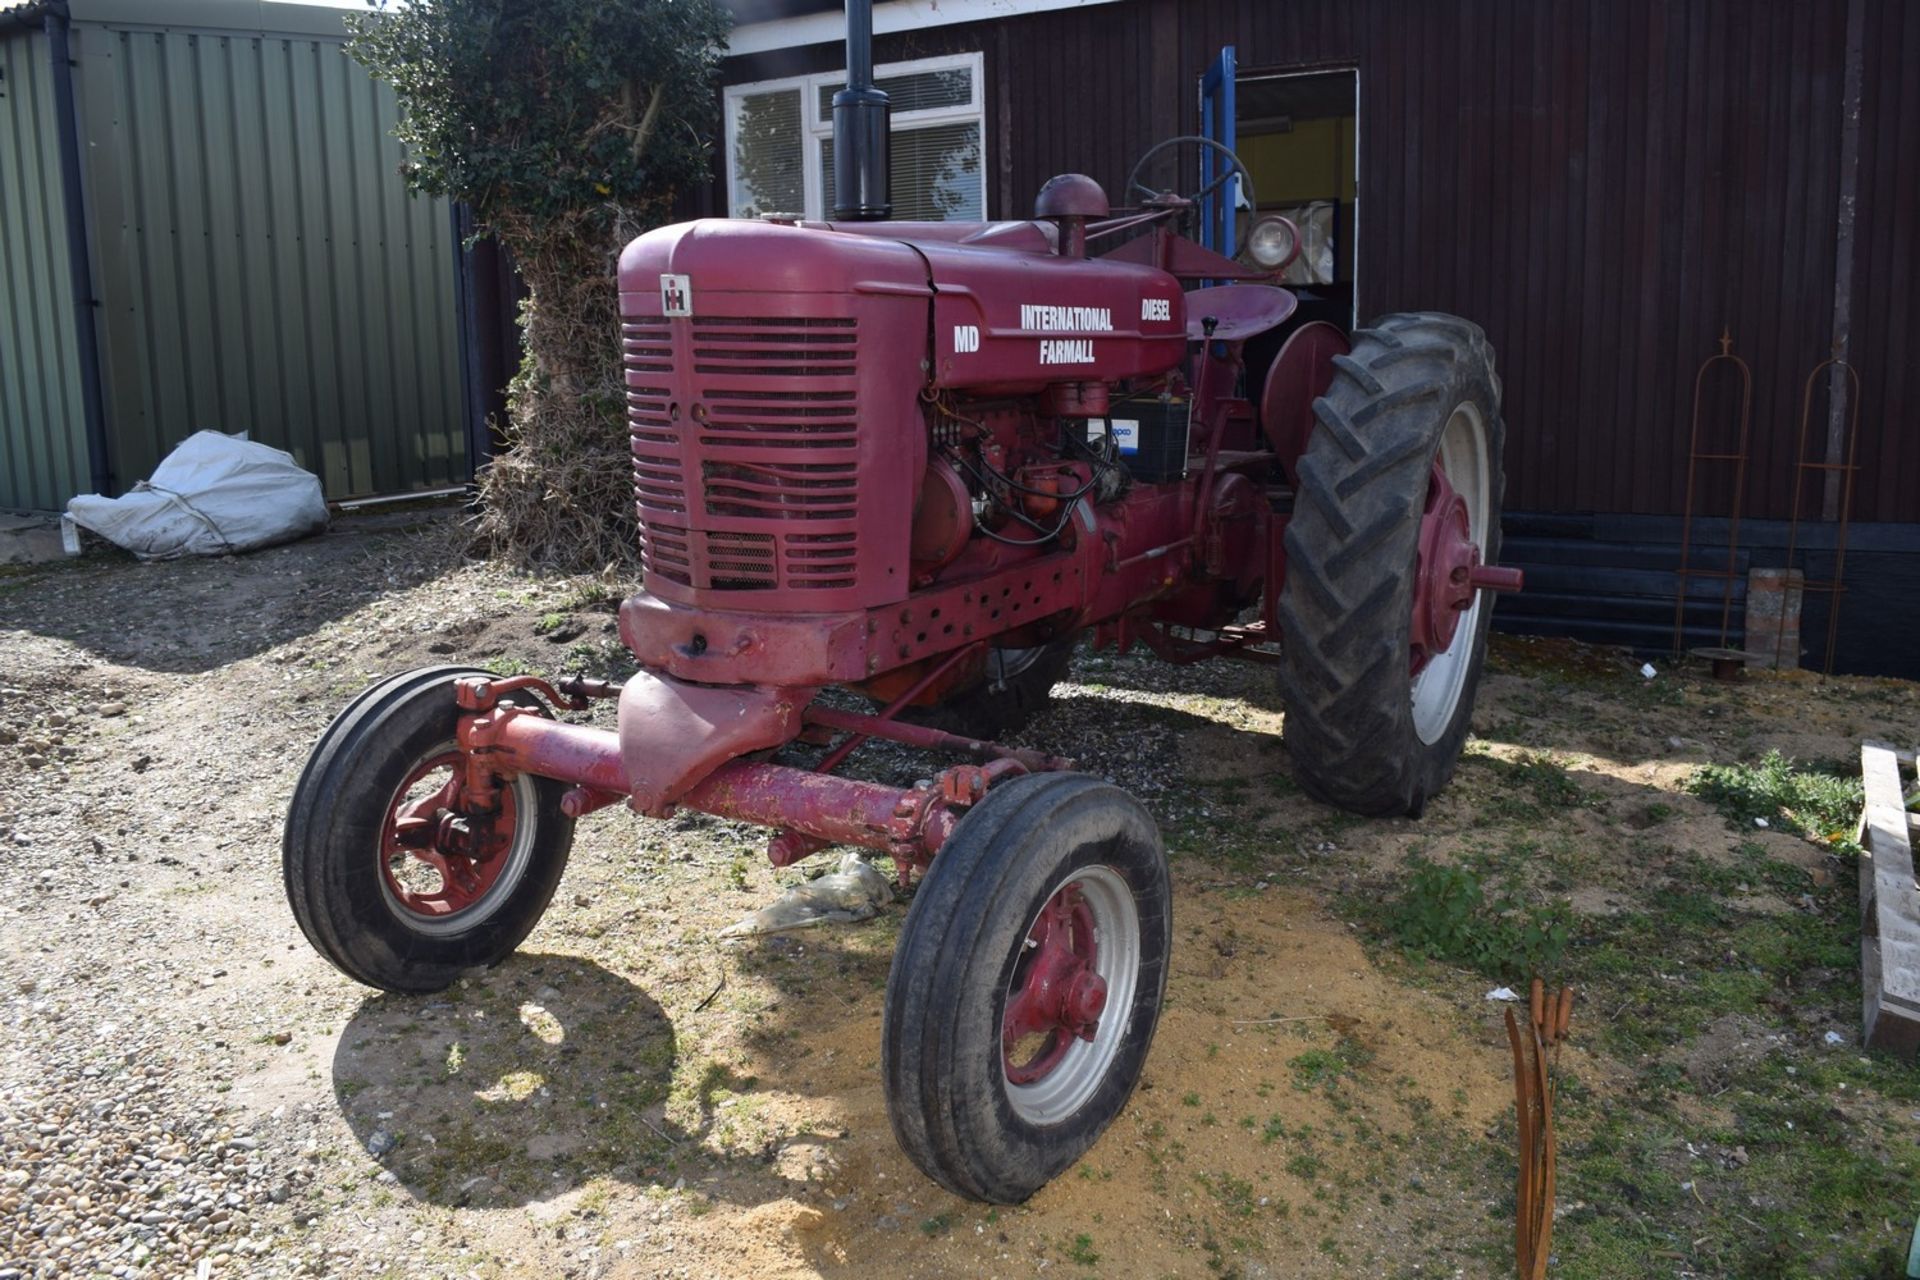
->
921, 244, 1188, 393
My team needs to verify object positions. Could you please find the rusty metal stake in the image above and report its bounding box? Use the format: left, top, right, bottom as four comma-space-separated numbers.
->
1508, 979, 1573, 1280
1671, 331, 1753, 657
1775, 351, 1862, 675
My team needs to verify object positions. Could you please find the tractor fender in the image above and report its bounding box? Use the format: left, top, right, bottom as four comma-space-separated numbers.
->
618, 672, 813, 817
1259, 321, 1351, 484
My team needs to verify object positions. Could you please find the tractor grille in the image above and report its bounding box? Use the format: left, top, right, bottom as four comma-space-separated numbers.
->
624, 314, 863, 594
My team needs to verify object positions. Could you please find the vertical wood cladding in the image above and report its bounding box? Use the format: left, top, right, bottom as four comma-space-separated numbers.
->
714, 0, 1911, 522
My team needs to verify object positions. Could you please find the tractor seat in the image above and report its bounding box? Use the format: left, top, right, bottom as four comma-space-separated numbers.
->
1183, 284, 1297, 343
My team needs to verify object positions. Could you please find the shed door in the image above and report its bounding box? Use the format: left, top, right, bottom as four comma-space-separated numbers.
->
1232, 67, 1360, 327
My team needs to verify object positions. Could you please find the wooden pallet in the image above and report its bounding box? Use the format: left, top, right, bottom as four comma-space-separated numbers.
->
1860, 742, 1920, 1055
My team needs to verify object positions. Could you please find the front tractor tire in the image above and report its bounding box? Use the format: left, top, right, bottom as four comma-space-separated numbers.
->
1277, 313, 1507, 817
882, 773, 1171, 1203
283, 666, 575, 993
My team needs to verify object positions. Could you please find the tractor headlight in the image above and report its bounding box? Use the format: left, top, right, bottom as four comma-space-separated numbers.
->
1245, 214, 1301, 271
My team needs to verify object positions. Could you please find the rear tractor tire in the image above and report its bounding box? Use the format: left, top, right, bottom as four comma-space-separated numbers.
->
882, 773, 1172, 1203
282, 666, 575, 993
1277, 312, 1507, 817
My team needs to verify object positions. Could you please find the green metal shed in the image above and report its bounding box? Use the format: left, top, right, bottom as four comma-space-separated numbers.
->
0, 0, 468, 512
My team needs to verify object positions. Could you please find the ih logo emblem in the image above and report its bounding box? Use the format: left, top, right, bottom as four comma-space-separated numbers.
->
659, 274, 692, 317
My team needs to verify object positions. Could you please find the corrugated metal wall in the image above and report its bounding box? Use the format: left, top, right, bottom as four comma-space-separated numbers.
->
0, 23, 90, 512
68, 8, 466, 500
712, 0, 1912, 526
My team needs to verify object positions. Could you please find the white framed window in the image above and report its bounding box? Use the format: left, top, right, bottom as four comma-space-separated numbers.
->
724, 52, 987, 222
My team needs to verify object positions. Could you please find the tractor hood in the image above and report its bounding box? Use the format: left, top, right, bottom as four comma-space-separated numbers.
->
619, 218, 932, 305
620, 218, 1188, 396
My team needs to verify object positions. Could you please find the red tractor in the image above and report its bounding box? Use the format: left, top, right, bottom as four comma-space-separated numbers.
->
284, 2, 1520, 1205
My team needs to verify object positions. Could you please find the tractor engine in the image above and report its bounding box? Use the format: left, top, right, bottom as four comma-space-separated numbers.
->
614, 199, 1256, 697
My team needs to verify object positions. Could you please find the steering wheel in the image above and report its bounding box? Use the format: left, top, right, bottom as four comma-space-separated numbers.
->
1123, 135, 1259, 211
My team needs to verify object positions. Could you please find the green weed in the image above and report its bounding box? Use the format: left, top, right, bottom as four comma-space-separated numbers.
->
1381, 856, 1572, 980
1689, 750, 1861, 845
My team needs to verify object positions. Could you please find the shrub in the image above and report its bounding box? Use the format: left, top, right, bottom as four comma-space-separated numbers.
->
348, 0, 732, 569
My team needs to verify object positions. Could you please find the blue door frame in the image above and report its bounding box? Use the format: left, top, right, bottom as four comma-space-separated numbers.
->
1199, 45, 1237, 257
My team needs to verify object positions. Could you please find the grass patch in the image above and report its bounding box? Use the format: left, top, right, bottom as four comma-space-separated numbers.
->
1288, 1037, 1373, 1093
1377, 855, 1572, 981
1195, 1169, 1260, 1218
1065, 1232, 1099, 1266
1475, 752, 1603, 822
1689, 750, 1861, 846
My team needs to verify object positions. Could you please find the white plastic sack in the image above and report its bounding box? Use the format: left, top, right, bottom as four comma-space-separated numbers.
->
66, 431, 328, 560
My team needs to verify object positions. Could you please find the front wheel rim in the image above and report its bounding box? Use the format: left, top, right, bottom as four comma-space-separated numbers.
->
377, 743, 538, 936
1001, 864, 1141, 1126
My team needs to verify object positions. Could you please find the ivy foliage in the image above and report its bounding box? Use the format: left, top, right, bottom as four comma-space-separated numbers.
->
346, 0, 732, 238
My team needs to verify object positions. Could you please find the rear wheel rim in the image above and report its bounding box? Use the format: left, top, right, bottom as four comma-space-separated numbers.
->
377, 742, 538, 936
1410, 402, 1491, 745
1001, 864, 1141, 1125
985, 645, 1047, 693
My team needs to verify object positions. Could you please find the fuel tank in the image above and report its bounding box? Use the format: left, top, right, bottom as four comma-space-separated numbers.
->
917, 239, 1187, 394
813, 216, 1190, 393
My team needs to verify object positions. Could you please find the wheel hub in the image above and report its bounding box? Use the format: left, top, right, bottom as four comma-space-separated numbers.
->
1411, 461, 1522, 674
1003, 883, 1105, 1085
1411, 462, 1480, 672
380, 750, 518, 920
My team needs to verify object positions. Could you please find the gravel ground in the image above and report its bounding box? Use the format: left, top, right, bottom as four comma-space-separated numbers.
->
4, 509, 1918, 1279
0, 515, 468, 1280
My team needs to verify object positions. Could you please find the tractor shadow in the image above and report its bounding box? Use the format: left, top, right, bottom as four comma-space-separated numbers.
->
328, 951, 825, 1210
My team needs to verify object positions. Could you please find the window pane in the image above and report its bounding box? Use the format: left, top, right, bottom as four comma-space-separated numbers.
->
892, 123, 985, 220
816, 66, 973, 120
729, 88, 805, 218
822, 122, 983, 221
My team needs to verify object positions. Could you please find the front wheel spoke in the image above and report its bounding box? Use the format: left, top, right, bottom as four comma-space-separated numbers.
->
441, 856, 484, 901
384, 838, 490, 916
394, 789, 446, 831
1003, 984, 1051, 1044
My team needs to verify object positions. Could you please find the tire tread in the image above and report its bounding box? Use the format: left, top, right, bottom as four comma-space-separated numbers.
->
1277, 313, 1506, 816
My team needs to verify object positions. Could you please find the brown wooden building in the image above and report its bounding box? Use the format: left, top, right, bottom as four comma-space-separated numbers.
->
649, 0, 1918, 675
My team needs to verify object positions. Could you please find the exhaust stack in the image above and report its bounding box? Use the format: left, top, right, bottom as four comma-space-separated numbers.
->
831, 0, 890, 220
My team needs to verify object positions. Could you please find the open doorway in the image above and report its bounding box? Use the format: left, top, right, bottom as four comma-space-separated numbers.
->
1235, 68, 1359, 329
